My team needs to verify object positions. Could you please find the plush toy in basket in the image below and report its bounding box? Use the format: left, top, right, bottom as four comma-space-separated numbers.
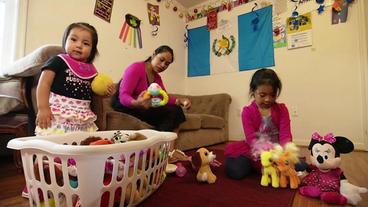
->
299, 132, 367, 206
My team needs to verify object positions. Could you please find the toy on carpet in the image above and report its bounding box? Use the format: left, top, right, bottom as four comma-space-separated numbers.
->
273, 142, 300, 189
91, 73, 113, 96
144, 83, 169, 107
191, 148, 217, 184
299, 132, 367, 205
260, 150, 279, 188
168, 149, 191, 164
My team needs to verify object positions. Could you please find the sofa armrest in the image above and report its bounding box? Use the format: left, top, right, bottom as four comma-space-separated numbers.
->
170, 93, 232, 139
170, 93, 232, 117
91, 95, 113, 131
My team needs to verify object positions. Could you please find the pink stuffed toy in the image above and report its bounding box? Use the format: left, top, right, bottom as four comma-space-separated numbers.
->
299, 132, 363, 205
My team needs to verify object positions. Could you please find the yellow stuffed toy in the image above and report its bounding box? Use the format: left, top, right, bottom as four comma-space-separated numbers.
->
260, 150, 279, 188
273, 142, 300, 189
91, 73, 113, 96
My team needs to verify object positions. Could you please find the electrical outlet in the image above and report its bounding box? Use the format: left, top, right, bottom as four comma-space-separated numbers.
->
291, 106, 298, 117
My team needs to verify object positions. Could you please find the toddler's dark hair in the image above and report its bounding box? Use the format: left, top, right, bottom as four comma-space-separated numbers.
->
249, 68, 282, 97
144, 45, 174, 62
62, 22, 99, 63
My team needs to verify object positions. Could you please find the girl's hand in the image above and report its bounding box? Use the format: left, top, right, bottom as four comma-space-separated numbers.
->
136, 91, 151, 109
104, 83, 116, 97
176, 98, 191, 109
36, 107, 54, 129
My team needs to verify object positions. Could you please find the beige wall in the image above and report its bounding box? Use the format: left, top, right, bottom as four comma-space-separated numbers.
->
23, 0, 187, 93
186, 1, 368, 149
22, 0, 368, 149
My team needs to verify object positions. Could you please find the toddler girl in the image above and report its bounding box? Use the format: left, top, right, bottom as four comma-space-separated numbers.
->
224, 68, 292, 179
35, 22, 113, 135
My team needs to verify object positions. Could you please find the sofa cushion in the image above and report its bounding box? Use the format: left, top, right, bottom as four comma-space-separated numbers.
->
200, 114, 225, 129
180, 114, 201, 130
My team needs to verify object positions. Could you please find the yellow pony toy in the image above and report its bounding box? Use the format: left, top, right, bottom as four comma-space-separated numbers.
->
273, 142, 300, 189
260, 150, 279, 188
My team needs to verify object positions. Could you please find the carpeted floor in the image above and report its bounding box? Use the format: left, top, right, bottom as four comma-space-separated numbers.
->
140, 149, 297, 207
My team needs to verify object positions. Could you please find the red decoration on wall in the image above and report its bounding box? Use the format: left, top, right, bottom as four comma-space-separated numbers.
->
207, 9, 218, 31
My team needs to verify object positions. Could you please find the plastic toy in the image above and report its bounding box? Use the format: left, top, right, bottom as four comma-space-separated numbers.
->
91, 73, 113, 96
191, 148, 217, 184
260, 150, 279, 188
273, 142, 300, 189
144, 83, 169, 107
299, 132, 367, 205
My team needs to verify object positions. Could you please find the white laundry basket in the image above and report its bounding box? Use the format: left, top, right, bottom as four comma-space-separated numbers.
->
7, 129, 176, 207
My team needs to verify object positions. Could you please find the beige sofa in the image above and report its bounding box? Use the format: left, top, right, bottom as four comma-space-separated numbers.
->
92, 93, 232, 151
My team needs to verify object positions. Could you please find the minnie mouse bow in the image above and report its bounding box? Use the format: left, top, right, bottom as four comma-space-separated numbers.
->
311, 132, 336, 143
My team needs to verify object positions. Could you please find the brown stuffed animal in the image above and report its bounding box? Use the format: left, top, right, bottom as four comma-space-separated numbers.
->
191, 148, 217, 184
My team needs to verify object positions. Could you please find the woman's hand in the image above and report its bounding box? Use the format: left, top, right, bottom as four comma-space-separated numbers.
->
36, 107, 54, 129
135, 91, 151, 109
176, 98, 191, 109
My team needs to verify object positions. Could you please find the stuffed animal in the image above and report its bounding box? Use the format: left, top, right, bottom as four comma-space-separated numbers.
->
299, 132, 367, 205
144, 83, 169, 107
260, 150, 279, 188
191, 148, 217, 184
273, 142, 300, 189
91, 73, 113, 96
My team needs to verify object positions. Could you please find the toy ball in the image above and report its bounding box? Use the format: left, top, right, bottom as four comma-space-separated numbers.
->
91, 73, 113, 96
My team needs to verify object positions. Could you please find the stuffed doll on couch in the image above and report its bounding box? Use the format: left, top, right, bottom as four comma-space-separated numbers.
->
299, 132, 367, 205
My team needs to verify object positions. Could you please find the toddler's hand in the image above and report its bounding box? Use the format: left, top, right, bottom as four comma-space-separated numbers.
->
36, 108, 54, 129
105, 84, 116, 97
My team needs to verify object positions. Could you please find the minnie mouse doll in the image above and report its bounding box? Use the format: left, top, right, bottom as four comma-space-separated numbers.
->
299, 132, 367, 205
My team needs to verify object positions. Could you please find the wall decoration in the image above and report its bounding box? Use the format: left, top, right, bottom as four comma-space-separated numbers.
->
207, 9, 218, 31
286, 12, 313, 49
188, 26, 210, 77
212, 35, 236, 57
147, 3, 160, 26
119, 14, 142, 49
332, 0, 350, 24
316, 0, 325, 14
273, 15, 287, 48
94, 0, 114, 22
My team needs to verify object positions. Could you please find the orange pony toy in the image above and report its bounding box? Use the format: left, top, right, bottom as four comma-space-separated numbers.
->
273, 142, 300, 189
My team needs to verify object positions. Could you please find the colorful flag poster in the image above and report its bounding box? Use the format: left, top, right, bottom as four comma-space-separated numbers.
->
188, 6, 275, 76
94, 0, 114, 22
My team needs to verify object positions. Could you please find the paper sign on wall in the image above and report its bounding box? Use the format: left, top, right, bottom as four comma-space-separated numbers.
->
286, 12, 313, 50
94, 0, 114, 23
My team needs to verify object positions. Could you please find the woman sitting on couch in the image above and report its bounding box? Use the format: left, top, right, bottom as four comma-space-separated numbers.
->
111, 45, 190, 132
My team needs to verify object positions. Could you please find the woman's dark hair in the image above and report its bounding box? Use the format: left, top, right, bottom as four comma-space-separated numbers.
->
249, 68, 282, 97
62, 22, 99, 63
144, 45, 174, 62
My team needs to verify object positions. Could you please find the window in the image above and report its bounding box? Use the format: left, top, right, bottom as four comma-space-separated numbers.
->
0, 0, 26, 69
